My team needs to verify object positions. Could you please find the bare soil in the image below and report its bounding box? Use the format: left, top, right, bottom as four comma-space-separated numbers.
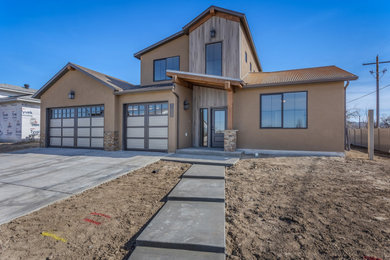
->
225, 149, 390, 260
0, 161, 190, 260
0, 141, 39, 153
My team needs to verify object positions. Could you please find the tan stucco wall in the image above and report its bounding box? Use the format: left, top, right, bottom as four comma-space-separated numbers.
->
118, 90, 177, 152
39, 70, 118, 145
140, 35, 189, 86
234, 81, 345, 152
173, 83, 193, 148
240, 24, 260, 77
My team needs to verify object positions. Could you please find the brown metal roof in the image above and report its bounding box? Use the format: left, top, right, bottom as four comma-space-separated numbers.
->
243, 66, 358, 87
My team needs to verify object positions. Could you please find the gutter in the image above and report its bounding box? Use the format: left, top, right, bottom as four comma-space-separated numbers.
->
114, 85, 173, 95
171, 85, 180, 150
344, 81, 350, 151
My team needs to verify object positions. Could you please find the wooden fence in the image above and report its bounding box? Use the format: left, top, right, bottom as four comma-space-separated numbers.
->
348, 128, 390, 153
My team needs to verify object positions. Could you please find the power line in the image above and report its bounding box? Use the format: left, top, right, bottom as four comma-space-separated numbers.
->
362, 55, 390, 127
347, 83, 390, 103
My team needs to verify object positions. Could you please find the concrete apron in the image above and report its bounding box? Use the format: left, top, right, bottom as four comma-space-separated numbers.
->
129, 164, 226, 259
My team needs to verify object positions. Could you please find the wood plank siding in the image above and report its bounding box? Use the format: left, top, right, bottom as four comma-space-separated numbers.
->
189, 16, 240, 78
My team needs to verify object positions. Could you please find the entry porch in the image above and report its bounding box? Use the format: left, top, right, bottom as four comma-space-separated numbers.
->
168, 70, 243, 152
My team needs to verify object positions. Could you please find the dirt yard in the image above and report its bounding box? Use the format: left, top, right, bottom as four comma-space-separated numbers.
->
226, 149, 390, 260
0, 141, 39, 153
0, 161, 190, 260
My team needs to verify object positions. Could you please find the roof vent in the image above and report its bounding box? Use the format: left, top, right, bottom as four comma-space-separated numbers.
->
24, 84, 30, 89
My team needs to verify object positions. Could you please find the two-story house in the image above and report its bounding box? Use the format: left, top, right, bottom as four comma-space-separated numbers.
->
33, 6, 357, 153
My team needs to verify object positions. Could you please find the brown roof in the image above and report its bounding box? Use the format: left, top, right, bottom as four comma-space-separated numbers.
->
243, 66, 358, 87
33, 63, 135, 98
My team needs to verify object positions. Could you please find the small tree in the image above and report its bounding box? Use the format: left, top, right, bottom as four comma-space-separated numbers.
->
381, 114, 390, 128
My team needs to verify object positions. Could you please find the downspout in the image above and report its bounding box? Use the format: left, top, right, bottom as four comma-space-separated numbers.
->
344, 81, 350, 151
172, 85, 180, 150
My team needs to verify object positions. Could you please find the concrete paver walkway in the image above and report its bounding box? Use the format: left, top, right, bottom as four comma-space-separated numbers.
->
130, 163, 226, 259
0, 148, 164, 225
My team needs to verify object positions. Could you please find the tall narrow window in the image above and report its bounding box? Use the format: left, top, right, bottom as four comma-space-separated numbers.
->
205, 42, 222, 76
153, 56, 180, 81
261, 94, 282, 128
200, 108, 208, 147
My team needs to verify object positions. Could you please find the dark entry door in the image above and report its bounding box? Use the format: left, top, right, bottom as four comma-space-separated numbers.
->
211, 108, 226, 148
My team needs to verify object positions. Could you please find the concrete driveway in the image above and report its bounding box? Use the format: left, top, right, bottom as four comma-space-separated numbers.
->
0, 148, 164, 225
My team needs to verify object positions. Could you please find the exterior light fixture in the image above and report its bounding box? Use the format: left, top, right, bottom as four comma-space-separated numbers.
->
68, 90, 75, 99
183, 100, 190, 110
210, 29, 216, 38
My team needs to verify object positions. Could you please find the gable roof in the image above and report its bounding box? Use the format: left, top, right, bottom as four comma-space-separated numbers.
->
133, 6, 262, 71
0, 83, 36, 95
243, 66, 358, 87
33, 63, 135, 99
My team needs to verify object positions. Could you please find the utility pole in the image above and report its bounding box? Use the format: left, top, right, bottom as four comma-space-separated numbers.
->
363, 55, 390, 128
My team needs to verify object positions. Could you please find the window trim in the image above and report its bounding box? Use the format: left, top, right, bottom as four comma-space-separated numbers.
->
205, 41, 223, 76
153, 55, 180, 82
259, 91, 308, 129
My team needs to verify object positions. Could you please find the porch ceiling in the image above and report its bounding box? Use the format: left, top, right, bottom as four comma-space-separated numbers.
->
166, 70, 244, 90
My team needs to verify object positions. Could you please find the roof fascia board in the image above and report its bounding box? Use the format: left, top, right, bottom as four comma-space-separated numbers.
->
114, 85, 173, 95
166, 69, 243, 83
33, 63, 120, 99
133, 30, 186, 59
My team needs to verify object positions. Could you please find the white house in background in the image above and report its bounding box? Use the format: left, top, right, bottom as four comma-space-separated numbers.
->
0, 84, 40, 142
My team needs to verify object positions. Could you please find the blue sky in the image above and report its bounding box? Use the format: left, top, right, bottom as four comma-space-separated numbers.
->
1, 0, 389, 117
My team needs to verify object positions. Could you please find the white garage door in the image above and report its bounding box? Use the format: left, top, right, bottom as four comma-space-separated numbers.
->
126, 102, 168, 151
49, 105, 104, 149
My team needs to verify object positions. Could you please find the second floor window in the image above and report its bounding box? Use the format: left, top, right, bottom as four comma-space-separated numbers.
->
205, 42, 222, 76
154, 56, 180, 81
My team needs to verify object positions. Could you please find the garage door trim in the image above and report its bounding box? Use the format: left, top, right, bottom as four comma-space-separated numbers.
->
124, 101, 169, 152
47, 104, 104, 149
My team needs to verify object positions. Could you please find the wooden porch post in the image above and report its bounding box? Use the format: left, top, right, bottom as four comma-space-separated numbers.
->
225, 81, 233, 130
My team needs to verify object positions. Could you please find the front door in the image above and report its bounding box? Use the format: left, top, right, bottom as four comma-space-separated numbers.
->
211, 108, 226, 148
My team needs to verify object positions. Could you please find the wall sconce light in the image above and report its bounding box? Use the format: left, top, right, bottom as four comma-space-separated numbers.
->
183, 100, 190, 110
68, 90, 75, 99
210, 29, 216, 38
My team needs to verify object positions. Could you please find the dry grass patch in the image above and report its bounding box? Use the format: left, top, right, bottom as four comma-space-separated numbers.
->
226, 150, 390, 259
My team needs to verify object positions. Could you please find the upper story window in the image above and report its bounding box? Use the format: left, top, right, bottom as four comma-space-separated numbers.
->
245, 51, 247, 63
250, 62, 252, 72
205, 42, 222, 76
153, 56, 180, 82
260, 91, 307, 129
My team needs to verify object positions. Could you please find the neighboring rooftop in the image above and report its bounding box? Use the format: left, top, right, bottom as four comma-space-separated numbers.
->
0, 95, 40, 104
243, 66, 358, 87
0, 83, 36, 95
133, 5, 262, 71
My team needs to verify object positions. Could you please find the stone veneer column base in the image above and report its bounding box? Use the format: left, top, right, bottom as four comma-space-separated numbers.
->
40, 133, 46, 147
224, 130, 238, 152
104, 131, 119, 151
